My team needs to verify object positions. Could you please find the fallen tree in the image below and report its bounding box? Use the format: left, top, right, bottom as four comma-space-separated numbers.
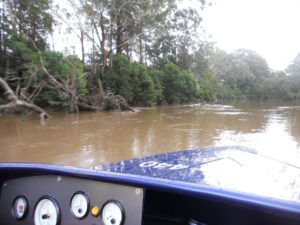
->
0, 77, 50, 119
102, 92, 134, 112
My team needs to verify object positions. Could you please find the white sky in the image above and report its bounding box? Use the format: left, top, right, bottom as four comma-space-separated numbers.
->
202, 0, 300, 71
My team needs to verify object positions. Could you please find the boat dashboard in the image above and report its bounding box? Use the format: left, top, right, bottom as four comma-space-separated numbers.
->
0, 174, 143, 225
1, 163, 300, 225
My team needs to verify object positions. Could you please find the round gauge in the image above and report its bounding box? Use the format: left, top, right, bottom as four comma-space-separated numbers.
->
102, 201, 125, 225
70, 192, 89, 219
34, 197, 60, 225
12, 196, 28, 220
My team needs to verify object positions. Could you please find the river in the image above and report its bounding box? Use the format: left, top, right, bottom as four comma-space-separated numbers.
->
1, 100, 300, 168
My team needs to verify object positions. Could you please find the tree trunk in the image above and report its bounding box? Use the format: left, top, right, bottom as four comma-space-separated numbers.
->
69, 64, 79, 113
80, 29, 85, 63
139, 36, 144, 64
0, 5, 2, 54
109, 21, 113, 67
100, 14, 107, 75
125, 42, 130, 60
92, 28, 97, 77
116, 12, 123, 54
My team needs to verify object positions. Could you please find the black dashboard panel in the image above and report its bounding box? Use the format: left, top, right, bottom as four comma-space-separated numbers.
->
0, 175, 144, 225
143, 189, 300, 225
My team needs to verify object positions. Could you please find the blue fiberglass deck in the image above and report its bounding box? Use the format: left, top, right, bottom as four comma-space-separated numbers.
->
99, 146, 300, 204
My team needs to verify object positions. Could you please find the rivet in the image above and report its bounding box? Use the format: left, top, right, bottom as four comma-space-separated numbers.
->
57, 176, 62, 182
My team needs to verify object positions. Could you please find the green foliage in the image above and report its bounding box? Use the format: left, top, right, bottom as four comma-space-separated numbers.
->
208, 48, 271, 99
161, 63, 198, 104
287, 53, 300, 77
8, 0, 54, 49
203, 48, 300, 101
41, 52, 70, 81
232, 49, 270, 80
259, 73, 291, 100
103, 56, 200, 106
130, 63, 157, 106
103, 55, 160, 106
0, 0, 54, 71
103, 55, 134, 102
147, 35, 178, 67
0, 0, 54, 97
198, 69, 222, 102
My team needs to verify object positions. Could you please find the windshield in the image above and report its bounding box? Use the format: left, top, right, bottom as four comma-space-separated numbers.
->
1, 0, 300, 202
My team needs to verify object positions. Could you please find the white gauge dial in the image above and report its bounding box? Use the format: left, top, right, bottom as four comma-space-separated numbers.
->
102, 201, 124, 225
70, 193, 89, 219
34, 197, 59, 225
13, 196, 28, 219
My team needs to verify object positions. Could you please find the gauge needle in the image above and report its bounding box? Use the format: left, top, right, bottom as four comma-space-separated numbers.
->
42, 213, 51, 219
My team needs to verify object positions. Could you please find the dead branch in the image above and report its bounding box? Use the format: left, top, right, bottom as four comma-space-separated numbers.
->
0, 76, 18, 102
78, 102, 99, 111
32, 41, 72, 101
103, 92, 134, 112
0, 77, 50, 119
29, 81, 45, 101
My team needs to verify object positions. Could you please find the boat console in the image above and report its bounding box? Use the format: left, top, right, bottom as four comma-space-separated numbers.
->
0, 173, 143, 225
1, 146, 300, 225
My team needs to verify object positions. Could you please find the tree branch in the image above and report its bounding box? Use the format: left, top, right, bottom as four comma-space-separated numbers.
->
0, 77, 50, 119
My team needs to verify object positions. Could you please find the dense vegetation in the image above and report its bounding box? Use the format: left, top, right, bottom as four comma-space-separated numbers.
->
1, 0, 300, 115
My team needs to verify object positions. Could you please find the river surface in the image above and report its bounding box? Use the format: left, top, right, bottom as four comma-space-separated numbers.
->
1, 100, 300, 168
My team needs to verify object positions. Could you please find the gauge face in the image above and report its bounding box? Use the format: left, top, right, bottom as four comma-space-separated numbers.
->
70, 192, 89, 219
102, 201, 124, 225
34, 197, 59, 225
13, 196, 28, 219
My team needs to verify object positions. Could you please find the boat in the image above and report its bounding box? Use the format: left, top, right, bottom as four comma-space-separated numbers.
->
0, 146, 300, 225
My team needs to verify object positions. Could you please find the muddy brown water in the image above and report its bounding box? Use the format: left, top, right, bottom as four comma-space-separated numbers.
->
1, 100, 300, 168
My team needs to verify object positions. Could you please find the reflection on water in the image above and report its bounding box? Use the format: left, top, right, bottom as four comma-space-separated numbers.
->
1, 100, 300, 168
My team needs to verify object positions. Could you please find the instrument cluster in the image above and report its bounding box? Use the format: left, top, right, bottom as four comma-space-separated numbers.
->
12, 194, 124, 225
0, 175, 144, 225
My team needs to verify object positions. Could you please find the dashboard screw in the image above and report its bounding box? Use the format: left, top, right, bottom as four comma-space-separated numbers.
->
135, 188, 142, 196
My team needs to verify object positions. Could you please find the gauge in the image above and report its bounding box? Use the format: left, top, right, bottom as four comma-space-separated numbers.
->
34, 197, 60, 225
102, 201, 125, 225
12, 196, 28, 220
70, 192, 89, 219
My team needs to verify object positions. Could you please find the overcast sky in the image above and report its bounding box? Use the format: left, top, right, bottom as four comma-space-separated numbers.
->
53, 0, 300, 71
201, 0, 300, 71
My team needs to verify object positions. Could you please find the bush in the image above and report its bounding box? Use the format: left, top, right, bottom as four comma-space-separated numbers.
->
198, 69, 222, 102
103, 57, 201, 106
161, 63, 199, 104
103, 55, 162, 106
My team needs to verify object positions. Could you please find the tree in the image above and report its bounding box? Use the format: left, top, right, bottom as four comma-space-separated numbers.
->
284, 53, 300, 99
0, 0, 100, 115
0, 0, 55, 117
231, 49, 270, 80
5, 0, 54, 49
286, 53, 300, 77
207, 48, 271, 98
0, 0, 54, 80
